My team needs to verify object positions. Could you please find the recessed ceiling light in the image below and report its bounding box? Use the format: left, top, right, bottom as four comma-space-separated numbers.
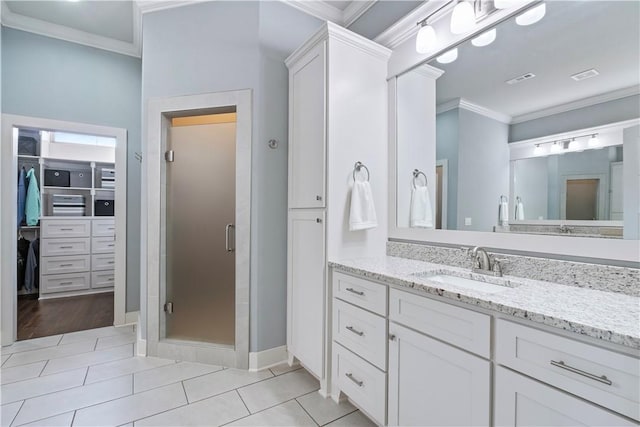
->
571, 69, 600, 81
516, 3, 546, 26
506, 72, 536, 85
437, 48, 459, 64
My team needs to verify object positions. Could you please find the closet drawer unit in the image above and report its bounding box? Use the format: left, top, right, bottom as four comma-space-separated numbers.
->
496, 319, 640, 421
41, 238, 90, 256
333, 299, 387, 370
92, 219, 116, 237
333, 343, 386, 425
41, 220, 91, 238
92, 270, 115, 289
92, 254, 115, 271
41, 272, 90, 294
389, 288, 491, 358
41, 255, 90, 275
333, 271, 387, 316
92, 237, 116, 253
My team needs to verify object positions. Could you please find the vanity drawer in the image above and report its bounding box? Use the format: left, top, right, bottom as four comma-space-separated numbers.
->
41, 255, 90, 275
42, 220, 91, 238
333, 299, 387, 371
92, 254, 115, 271
41, 272, 90, 294
389, 288, 490, 358
92, 270, 115, 289
92, 219, 116, 237
41, 238, 90, 256
496, 319, 640, 421
333, 342, 386, 425
92, 237, 116, 253
333, 271, 387, 316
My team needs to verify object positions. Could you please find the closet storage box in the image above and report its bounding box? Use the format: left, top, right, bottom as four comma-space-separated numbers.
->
52, 194, 86, 216
100, 168, 115, 188
95, 200, 114, 216
44, 169, 70, 187
69, 168, 92, 188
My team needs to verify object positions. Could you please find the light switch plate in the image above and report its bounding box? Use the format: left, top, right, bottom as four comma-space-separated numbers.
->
465, 217, 472, 226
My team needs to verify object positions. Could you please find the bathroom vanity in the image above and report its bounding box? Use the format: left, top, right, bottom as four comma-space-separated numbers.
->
329, 256, 639, 426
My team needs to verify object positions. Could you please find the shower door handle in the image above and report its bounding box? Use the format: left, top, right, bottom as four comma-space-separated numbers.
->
226, 224, 235, 252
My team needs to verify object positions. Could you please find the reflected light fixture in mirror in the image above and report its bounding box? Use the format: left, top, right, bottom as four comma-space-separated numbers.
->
549, 142, 562, 154
568, 138, 580, 151
437, 48, 459, 64
589, 134, 600, 147
494, 0, 527, 9
516, 3, 546, 26
533, 144, 545, 156
450, 1, 476, 34
416, 23, 438, 53
471, 28, 497, 47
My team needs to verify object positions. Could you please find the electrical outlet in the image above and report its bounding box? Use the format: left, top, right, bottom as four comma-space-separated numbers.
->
465, 217, 472, 226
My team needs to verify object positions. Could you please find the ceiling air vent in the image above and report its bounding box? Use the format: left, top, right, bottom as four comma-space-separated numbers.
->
506, 73, 536, 85
571, 68, 599, 81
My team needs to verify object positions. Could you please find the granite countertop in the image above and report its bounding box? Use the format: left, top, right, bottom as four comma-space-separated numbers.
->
329, 256, 640, 349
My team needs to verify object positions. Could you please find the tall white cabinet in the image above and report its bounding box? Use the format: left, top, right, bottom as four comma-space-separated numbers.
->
285, 23, 390, 390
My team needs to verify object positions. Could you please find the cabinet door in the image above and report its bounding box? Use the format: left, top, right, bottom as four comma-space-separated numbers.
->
388, 323, 490, 426
287, 209, 326, 378
495, 367, 636, 426
288, 42, 326, 208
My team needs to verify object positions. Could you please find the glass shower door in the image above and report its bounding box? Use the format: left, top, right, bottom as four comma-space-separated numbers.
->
165, 121, 236, 346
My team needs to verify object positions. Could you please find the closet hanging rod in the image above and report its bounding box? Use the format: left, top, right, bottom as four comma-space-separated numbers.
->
353, 161, 370, 182
412, 169, 427, 189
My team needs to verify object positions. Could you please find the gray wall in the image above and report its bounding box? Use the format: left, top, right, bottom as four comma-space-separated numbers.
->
2, 28, 142, 312
513, 156, 548, 220
456, 109, 510, 231
142, 1, 321, 352
623, 125, 640, 239
435, 109, 459, 229
509, 94, 640, 142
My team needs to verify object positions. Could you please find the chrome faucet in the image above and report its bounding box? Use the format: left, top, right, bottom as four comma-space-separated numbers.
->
467, 246, 506, 277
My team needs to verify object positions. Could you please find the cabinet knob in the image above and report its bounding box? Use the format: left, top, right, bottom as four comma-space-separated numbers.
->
389, 334, 397, 341
316, 218, 322, 223
316, 195, 322, 201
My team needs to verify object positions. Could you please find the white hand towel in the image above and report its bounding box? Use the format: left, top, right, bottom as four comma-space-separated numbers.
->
410, 186, 433, 228
349, 180, 378, 231
516, 201, 525, 220
498, 201, 509, 225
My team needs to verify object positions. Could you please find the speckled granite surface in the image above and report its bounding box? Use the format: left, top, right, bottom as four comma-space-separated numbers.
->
387, 241, 640, 297
329, 257, 640, 349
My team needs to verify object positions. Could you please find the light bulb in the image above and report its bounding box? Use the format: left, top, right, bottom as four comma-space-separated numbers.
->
516, 3, 546, 26
494, 0, 526, 9
416, 24, 437, 54
588, 135, 600, 147
437, 48, 458, 64
533, 144, 545, 156
471, 28, 496, 47
450, 1, 475, 34
550, 142, 561, 153
568, 139, 580, 150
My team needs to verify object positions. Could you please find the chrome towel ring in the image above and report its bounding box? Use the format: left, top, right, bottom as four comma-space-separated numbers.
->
412, 169, 427, 189
353, 161, 370, 182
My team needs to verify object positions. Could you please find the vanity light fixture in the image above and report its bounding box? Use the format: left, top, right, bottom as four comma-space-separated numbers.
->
533, 144, 545, 156
416, 22, 438, 53
437, 48, 459, 64
588, 134, 600, 147
568, 138, 580, 150
471, 28, 497, 47
549, 141, 562, 154
450, 1, 476, 34
516, 3, 546, 26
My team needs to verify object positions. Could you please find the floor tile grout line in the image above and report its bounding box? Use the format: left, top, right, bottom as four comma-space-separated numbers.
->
235, 389, 252, 414
8, 399, 26, 427
1, 374, 89, 407
82, 366, 90, 385
322, 409, 363, 427
1, 345, 101, 369
71, 410, 77, 427
293, 398, 321, 427
38, 349, 134, 378
92, 338, 98, 351
2, 331, 133, 359
12, 409, 76, 427
180, 380, 188, 402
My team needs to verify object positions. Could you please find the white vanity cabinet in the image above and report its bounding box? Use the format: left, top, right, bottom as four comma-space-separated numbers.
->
286, 22, 390, 386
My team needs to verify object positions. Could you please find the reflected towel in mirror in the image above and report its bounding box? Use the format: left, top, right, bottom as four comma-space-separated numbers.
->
498, 199, 509, 225
349, 180, 378, 231
516, 201, 525, 220
410, 186, 433, 228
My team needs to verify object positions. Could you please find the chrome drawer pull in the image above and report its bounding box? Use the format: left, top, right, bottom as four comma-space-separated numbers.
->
59, 282, 73, 286
60, 264, 74, 267
550, 360, 612, 386
345, 287, 364, 296
345, 373, 363, 387
59, 246, 73, 249
60, 228, 74, 231
107, 244, 115, 247
346, 326, 364, 336
108, 261, 115, 264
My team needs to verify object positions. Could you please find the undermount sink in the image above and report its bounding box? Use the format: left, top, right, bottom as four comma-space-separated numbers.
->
410, 271, 518, 294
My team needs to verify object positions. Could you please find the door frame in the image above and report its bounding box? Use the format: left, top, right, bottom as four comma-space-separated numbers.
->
143, 90, 251, 368
1, 114, 128, 346
436, 159, 448, 230
560, 173, 607, 220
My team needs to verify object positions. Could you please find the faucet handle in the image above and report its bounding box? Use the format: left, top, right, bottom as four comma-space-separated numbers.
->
492, 258, 508, 275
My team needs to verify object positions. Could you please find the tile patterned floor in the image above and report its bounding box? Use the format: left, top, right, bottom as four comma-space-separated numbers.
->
1, 326, 375, 427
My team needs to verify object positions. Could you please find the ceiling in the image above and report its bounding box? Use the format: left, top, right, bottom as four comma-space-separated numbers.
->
429, 1, 640, 121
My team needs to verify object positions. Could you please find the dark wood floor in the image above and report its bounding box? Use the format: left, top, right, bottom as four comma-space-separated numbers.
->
18, 292, 114, 341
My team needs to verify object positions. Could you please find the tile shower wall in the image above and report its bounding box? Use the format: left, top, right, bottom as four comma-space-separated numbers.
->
387, 241, 639, 297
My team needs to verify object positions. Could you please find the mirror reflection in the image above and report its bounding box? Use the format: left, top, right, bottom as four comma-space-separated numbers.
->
396, 0, 640, 239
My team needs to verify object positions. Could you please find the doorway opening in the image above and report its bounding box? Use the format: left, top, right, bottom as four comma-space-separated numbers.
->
566, 178, 600, 220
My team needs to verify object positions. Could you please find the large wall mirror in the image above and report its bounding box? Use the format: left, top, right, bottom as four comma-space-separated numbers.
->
392, 0, 639, 260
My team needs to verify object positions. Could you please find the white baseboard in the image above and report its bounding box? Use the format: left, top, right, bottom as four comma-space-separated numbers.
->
248, 345, 288, 372
124, 311, 139, 325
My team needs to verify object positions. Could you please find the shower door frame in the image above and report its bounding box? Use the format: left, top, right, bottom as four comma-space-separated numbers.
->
144, 90, 251, 368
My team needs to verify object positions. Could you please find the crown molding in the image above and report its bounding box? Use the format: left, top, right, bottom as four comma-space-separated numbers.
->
343, 0, 377, 27
412, 64, 444, 80
136, 0, 203, 14
374, 0, 452, 49
283, 0, 343, 24
1, 1, 141, 57
511, 86, 640, 124
437, 98, 512, 124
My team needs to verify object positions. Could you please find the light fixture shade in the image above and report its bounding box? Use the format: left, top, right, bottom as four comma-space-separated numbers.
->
550, 142, 562, 153
494, 0, 526, 9
533, 145, 545, 156
437, 48, 458, 64
471, 28, 497, 47
568, 139, 580, 150
516, 3, 546, 26
416, 25, 437, 54
588, 135, 600, 147
450, 1, 475, 34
